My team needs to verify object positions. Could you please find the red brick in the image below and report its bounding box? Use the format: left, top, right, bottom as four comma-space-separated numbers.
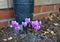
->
42, 5, 54, 12
0, 8, 14, 19
34, 6, 41, 13
33, 14, 48, 20
56, 4, 60, 10
0, 22, 8, 28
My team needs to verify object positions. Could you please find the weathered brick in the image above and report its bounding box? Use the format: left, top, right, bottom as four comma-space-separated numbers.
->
34, 6, 41, 13
0, 8, 14, 19
56, 4, 60, 10
41, 5, 54, 12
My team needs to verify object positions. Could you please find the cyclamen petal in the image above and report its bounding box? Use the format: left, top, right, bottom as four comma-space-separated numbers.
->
22, 22, 27, 27
34, 26, 40, 31
11, 21, 20, 31
25, 18, 30, 23
11, 21, 19, 27
15, 27, 20, 31
31, 21, 39, 27
31, 21, 41, 31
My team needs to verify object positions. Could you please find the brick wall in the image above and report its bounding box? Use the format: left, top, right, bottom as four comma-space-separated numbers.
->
0, 4, 60, 28
0, 9, 14, 28
33, 4, 60, 20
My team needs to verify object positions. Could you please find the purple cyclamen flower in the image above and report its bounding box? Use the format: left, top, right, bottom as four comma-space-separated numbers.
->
15, 27, 20, 31
22, 22, 27, 27
31, 21, 41, 31
25, 18, 30, 23
11, 21, 20, 31
34, 26, 40, 31
11, 21, 19, 27
31, 21, 38, 27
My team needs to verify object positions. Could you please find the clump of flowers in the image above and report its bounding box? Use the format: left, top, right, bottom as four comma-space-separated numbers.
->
11, 18, 42, 32
22, 18, 30, 27
22, 18, 42, 32
31, 21, 41, 31
11, 21, 20, 32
